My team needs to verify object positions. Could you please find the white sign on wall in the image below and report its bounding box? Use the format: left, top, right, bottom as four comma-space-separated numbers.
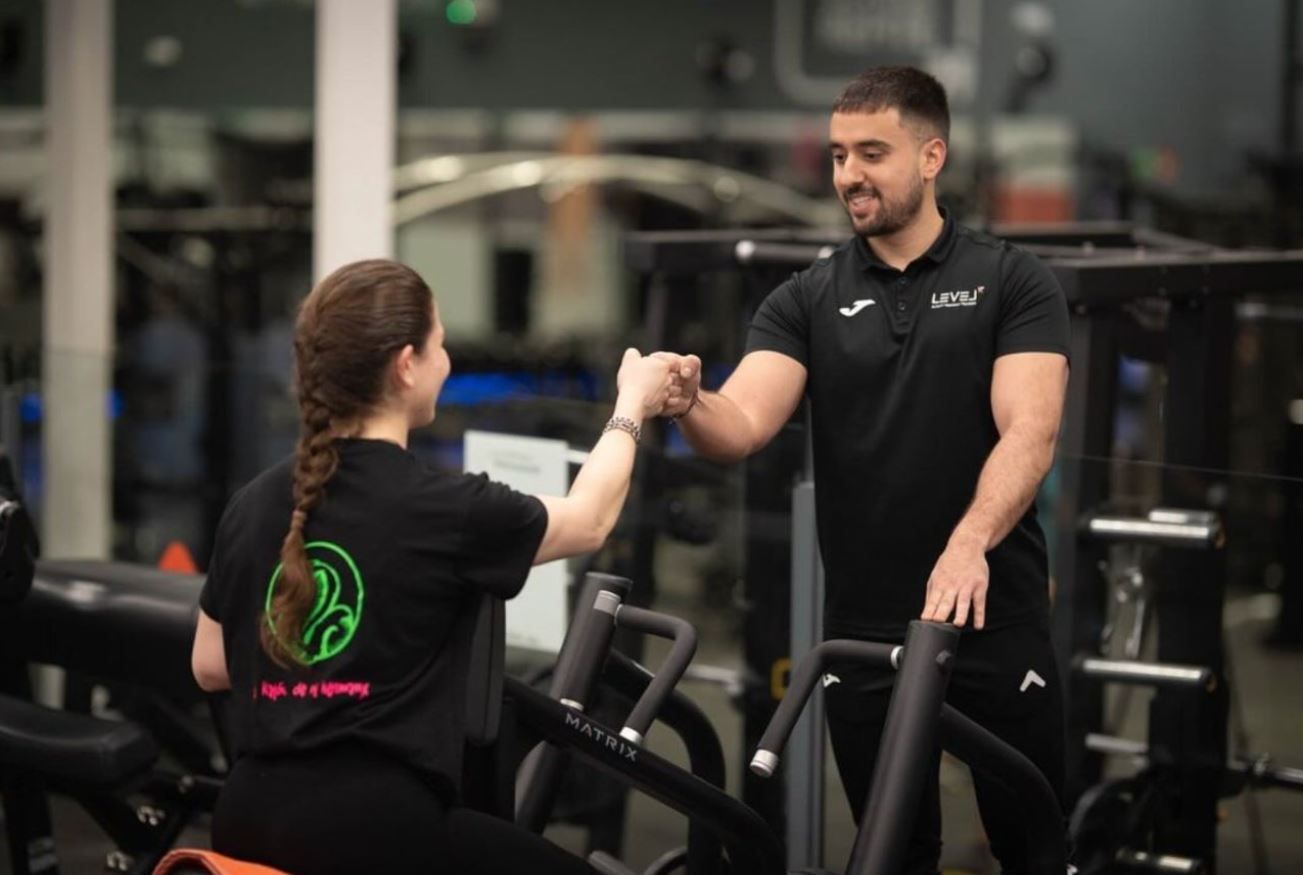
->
463, 429, 570, 653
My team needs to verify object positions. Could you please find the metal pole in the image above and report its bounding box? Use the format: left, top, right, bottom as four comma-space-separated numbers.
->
42, 0, 113, 563
1051, 307, 1118, 804
847, 621, 960, 875
1282, 0, 1300, 155
1151, 296, 1233, 864
785, 479, 825, 869
314, 0, 396, 280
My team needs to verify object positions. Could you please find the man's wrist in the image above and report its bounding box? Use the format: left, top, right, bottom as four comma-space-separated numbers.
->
948, 524, 990, 552
671, 389, 700, 421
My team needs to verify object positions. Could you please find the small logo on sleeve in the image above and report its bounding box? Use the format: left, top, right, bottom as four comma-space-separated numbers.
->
930, 285, 986, 309
838, 299, 876, 317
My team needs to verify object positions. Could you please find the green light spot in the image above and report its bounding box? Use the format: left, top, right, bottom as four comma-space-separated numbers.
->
446, 0, 477, 26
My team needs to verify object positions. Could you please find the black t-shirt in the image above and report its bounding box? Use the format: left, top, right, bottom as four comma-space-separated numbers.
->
200, 438, 547, 802
746, 211, 1070, 640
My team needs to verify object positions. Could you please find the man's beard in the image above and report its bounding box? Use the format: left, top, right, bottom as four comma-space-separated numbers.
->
843, 174, 926, 237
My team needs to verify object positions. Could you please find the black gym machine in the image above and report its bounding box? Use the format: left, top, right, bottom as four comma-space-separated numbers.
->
0, 556, 224, 875
0, 545, 1066, 873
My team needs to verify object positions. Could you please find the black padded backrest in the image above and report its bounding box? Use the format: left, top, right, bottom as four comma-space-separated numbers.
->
0, 446, 37, 606
0, 499, 37, 605
463, 593, 505, 747
0, 692, 159, 788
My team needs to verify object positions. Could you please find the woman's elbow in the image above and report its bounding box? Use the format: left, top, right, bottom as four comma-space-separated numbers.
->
192, 658, 230, 692
583, 517, 615, 555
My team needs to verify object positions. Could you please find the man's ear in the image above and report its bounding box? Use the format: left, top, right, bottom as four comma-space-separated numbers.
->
921, 137, 947, 181
392, 344, 417, 390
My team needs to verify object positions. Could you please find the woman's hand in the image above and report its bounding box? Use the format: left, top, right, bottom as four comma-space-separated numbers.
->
616, 348, 674, 419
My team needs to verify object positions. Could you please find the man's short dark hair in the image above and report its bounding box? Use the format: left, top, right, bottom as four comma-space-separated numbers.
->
833, 66, 950, 144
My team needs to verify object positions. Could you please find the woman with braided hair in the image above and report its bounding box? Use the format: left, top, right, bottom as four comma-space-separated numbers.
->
190, 259, 673, 874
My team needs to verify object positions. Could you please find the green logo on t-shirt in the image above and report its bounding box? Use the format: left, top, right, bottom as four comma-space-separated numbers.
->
264, 541, 364, 664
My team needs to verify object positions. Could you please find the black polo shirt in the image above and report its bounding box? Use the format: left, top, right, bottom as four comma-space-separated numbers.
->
746, 211, 1069, 640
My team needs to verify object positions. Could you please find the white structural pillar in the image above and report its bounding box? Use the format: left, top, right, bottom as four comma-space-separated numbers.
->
43, 0, 113, 560
314, 0, 396, 281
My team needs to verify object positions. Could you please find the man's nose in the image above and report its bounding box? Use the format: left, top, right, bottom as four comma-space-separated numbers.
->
839, 156, 868, 183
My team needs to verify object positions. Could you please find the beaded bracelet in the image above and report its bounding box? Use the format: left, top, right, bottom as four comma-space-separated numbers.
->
603, 415, 642, 444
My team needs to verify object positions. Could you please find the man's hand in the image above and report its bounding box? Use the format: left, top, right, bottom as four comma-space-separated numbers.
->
651, 352, 703, 418
920, 533, 989, 629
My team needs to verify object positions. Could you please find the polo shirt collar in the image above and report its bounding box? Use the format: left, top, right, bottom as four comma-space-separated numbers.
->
854, 206, 956, 272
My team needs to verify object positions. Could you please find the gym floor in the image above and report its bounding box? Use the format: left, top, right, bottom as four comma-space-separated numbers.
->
4, 585, 1302, 874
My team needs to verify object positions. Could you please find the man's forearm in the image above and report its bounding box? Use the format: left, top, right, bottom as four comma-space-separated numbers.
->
677, 390, 757, 462
949, 427, 1057, 551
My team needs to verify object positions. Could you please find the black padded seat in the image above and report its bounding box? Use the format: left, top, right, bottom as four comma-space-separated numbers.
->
0, 693, 159, 788
463, 593, 505, 747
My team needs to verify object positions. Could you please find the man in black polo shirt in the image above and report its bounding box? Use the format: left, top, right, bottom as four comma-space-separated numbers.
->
656, 66, 1070, 873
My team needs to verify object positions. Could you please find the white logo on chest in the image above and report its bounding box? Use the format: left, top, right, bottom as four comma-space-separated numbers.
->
930, 285, 986, 309
839, 299, 876, 317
